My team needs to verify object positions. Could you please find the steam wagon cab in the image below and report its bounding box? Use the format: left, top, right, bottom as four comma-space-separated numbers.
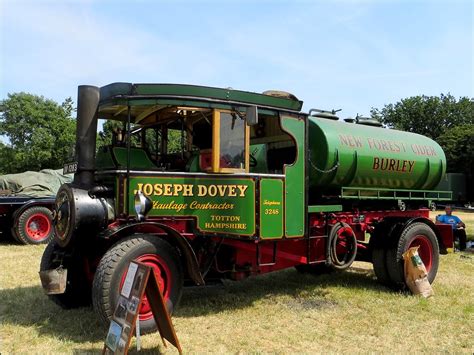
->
41, 83, 453, 333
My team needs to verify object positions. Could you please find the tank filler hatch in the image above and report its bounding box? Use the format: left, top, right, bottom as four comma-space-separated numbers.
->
354, 115, 383, 127
262, 90, 299, 101
308, 108, 341, 120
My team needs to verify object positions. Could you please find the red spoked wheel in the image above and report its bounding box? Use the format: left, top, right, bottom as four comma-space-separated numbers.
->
93, 235, 183, 334
386, 222, 439, 288
120, 253, 173, 322
14, 206, 53, 244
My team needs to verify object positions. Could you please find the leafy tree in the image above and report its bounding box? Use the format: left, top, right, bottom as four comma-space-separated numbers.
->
437, 124, 474, 176
370, 94, 473, 140
0, 142, 15, 174
97, 120, 124, 150
0, 93, 76, 173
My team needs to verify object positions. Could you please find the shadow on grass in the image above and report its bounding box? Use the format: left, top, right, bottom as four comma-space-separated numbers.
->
0, 231, 17, 245
0, 285, 105, 342
175, 265, 387, 318
1, 265, 387, 342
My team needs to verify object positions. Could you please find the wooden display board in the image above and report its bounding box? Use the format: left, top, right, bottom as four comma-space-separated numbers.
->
103, 261, 182, 354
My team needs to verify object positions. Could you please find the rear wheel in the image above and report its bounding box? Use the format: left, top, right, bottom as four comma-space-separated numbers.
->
92, 235, 183, 334
14, 206, 53, 244
371, 222, 401, 285
372, 247, 390, 285
386, 222, 439, 288
40, 241, 92, 308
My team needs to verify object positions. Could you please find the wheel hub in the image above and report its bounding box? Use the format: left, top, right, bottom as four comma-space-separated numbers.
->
26, 213, 51, 240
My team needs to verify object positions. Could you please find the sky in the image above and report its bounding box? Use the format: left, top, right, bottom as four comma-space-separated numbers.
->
0, 0, 473, 122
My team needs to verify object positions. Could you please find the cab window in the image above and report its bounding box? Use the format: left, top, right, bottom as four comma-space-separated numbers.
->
211, 110, 249, 173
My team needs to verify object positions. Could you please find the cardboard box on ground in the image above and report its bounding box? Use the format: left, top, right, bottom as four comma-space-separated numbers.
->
402, 246, 434, 298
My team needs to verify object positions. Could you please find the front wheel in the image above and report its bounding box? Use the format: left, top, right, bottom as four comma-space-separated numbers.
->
40, 241, 92, 308
92, 235, 183, 334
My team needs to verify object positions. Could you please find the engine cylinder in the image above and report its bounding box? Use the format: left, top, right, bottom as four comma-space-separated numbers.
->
54, 183, 109, 247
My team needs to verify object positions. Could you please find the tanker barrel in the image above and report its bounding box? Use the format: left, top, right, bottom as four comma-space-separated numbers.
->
74, 85, 100, 187
308, 117, 447, 191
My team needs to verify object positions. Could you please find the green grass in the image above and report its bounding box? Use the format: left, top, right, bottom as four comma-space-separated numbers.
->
1, 214, 473, 353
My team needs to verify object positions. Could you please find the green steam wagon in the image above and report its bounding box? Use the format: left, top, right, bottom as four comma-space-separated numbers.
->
40, 83, 453, 333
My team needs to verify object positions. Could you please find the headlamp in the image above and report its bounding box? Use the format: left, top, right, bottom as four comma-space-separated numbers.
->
134, 191, 152, 221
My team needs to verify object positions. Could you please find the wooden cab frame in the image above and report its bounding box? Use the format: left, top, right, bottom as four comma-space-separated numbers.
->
210, 109, 250, 174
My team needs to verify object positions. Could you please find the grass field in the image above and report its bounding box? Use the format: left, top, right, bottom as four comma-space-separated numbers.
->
1, 212, 473, 353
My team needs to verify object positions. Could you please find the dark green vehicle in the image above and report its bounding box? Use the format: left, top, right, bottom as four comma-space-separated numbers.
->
41, 83, 454, 333
0, 169, 72, 244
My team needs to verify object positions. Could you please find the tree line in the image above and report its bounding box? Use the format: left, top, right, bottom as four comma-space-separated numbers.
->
370, 94, 473, 176
0, 92, 472, 176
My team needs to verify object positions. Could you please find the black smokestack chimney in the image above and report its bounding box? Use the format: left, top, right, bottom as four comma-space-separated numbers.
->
74, 85, 100, 187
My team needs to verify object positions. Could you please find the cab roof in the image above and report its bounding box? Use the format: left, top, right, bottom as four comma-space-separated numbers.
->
98, 82, 303, 122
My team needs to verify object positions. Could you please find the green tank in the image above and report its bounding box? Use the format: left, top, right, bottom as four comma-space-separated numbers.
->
308, 117, 446, 191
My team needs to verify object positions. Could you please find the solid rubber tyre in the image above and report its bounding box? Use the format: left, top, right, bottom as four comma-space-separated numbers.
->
370, 221, 400, 285
372, 247, 390, 285
14, 206, 53, 245
40, 241, 92, 308
92, 235, 183, 334
386, 222, 439, 288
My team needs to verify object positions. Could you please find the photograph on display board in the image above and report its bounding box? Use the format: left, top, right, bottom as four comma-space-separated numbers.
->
133, 269, 145, 294
105, 320, 122, 352
114, 296, 128, 324
128, 296, 140, 314
116, 337, 127, 355
121, 323, 131, 338
121, 262, 138, 298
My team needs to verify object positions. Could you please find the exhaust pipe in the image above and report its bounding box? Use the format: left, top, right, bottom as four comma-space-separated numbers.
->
74, 85, 100, 187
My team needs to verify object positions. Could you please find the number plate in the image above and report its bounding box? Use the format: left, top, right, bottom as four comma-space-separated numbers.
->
63, 162, 77, 174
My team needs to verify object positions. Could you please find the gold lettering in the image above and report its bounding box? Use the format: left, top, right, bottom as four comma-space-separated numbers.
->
183, 184, 193, 196
163, 184, 173, 196
198, 185, 207, 196
207, 185, 217, 197
263, 200, 281, 206
237, 185, 248, 197
143, 184, 153, 196
217, 185, 227, 196
153, 183, 163, 196
135, 183, 144, 194
211, 215, 241, 222
228, 185, 237, 196
173, 184, 183, 196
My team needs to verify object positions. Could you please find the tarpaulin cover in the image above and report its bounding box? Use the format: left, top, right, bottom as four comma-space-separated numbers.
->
0, 169, 73, 198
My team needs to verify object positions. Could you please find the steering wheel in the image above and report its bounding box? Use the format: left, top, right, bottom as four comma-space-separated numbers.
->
249, 154, 258, 168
